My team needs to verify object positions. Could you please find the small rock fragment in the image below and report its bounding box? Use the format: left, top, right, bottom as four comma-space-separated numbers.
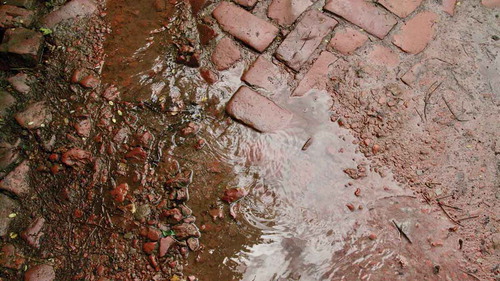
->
0, 160, 30, 196
221, 187, 248, 203
159, 236, 175, 257
61, 148, 92, 166
15, 102, 52, 129
21, 217, 45, 248
0, 194, 18, 236
0, 27, 44, 67
7, 73, 30, 94
24, 264, 55, 281
172, 223, 200, 240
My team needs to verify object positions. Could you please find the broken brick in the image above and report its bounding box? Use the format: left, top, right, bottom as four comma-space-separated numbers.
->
212, 2, 278, 52
377, 0, 423, 18
0, 5, 35, 28
329, 27, 368, 55
324, 0, 397, 39
226, 86, 293, 132
267, 0, 313, 26
211, 37, 241, 71
392, 11, 438, 54
234, 0, 258, 8
293, 51, 338, 96
275, 10, 337, 71
241, 56, 289, 92
41, 0, 98, 28
0, 27, 44, 68
0, 160, 30, 196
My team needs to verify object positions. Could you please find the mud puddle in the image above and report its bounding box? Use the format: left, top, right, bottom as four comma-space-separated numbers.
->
188, 89, 472, 280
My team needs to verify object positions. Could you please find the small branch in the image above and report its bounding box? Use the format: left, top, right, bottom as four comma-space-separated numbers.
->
457, 215, 479, 222
302, 137, 313, 151
392, 220, 413, 244
438, 202, 462, 226
442, 96, 469, 122
460, 269, 481, 281
424, 81, 442, 121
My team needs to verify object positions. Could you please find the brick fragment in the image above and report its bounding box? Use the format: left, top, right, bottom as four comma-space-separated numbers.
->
377, 0, 423, 18
324, 0, 397, 39
0, 5, 34, 28
212, 2, 278, 52
241, 56, 289, 92
392, 11, 438, 54
442, 0, 457, 15
482, 0, 500, 8
0, 27, 44, 68
329, 27, 368, 55
0, 160, 30, 196
275, 10, 337, 71
234, 0, 258, 8
0, 194, 18, 236
226, 86, 293, 132
211, 37, 241, 71
293, 51, 338, 96
41, 0, 98, 28
3, 0, 36, 9
267, 0, 313, 26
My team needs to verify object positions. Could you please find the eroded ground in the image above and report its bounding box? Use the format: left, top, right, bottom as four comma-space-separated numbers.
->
0, 0, 499, 280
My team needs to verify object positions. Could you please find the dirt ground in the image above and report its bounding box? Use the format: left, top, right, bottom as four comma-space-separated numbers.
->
0, 0, 498, 280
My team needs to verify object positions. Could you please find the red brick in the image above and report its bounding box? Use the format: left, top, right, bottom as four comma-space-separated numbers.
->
275, 10, 337, 71
324, 0, 397, 39
0, 5, 34, 28
267, 0, 313, 26
234, 0, 258, 8
329, 27, 368, 55
212, 2, 278, 52
0, 160, 30, 196
241, 56, 289, 92
293, 51, 338, 96
482, 0, 500, 8
442, 0, 457, 15
41, 0, 98, 28
392, 11, 438, 54
0, 27, 44, 68
226, 86, 293, 132
211, 37, 241, 71
366, 45, 399, 67
377, 0, 423, 18
0, 194, 18, 236
3, 0, 35, 9
197, 24, 217, 45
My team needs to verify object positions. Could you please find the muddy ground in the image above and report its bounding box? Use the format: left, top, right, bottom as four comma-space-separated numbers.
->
0, 0, 499, 280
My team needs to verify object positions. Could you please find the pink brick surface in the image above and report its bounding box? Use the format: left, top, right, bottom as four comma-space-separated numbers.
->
275, 10, 338, 71
329, 27, 368, 55
442, 0, 457, 15
226, 86, 293, 132
377, 0, 423, 18
242, 56, 288, 91
324, 0, 397, 39
211, 37, 241, 71
267, 0, 313, 26
392, 11, 438, 54
293, 51, 338, 96
212, 2, 279, 52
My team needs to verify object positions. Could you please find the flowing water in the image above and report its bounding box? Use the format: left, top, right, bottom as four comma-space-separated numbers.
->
100, 1, 473, 280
